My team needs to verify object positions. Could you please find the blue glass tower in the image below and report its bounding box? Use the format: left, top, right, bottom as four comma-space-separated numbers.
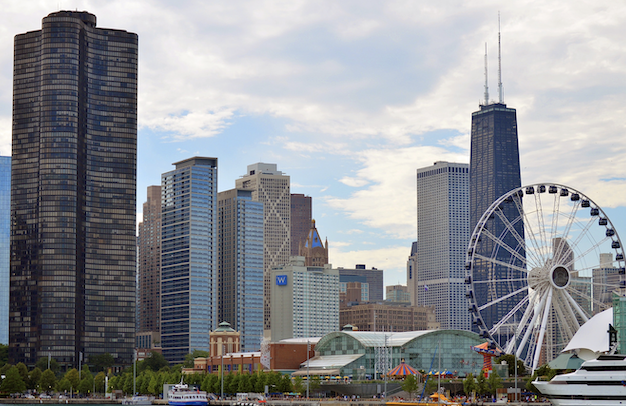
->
161, 157, 217, 363
218, 189, 264, 351
470, 102, 525, 333
0, 156, 9, 345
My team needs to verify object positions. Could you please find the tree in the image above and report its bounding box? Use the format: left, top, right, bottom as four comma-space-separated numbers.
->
123, 372, 134, 395
309, 375, 321, 393
139, 352, 169, 373
1, 366, 26, 394
40, 369, 57, 393
496, 354, 526, 376
90, 353, 115, 373
423, 376, 437, 397
401, 374, 419, 399
28, 367, 42, 390
36, 357, 60, 373
56, 378, 71, 393
147, 373, 159, 396
292, 376, 305, 394
64, 368, 80, 391
278, 374, 292, 393
94, 372, 106, 393
476, 373, 488, 396
487, 370, 502, 396
16, 362, 29, 384
183, 350, 210, 369
0, 344, 7, 366
463, 373, 477, 397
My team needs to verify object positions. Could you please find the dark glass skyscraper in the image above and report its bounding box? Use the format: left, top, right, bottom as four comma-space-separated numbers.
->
10, 11, 137, 368
469, 102, 524, 333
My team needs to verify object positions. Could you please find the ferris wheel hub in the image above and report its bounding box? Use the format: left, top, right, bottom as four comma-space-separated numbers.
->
549, 265, 570, 289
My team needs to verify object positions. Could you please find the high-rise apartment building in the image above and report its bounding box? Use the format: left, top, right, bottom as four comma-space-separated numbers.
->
217, 189, 264, 352
270, 257, 339, 341
138, 186, 162, 336
10, 11, 137, 368
160, 158, 217, 363
470, 100, 524, 332
0, 156, 9, 345
236, 163, 290, 333
416, 161, 470, 330
291, 194, 311, 256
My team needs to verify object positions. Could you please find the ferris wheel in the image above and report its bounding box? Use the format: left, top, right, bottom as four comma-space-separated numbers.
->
465, 183, 626, 372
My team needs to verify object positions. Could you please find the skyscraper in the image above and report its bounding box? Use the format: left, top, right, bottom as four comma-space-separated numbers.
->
236, 163, 290, 334
469, 93, 524, 333
407, 241, 418, 306
160, 157, 217, 363
338, 265, 384, 302
138, 186, 162, 336
10, 11, 137, 368
0, 156, 10, 345
291, 194, 312, 256
416, 161, 470, 330
299, 219, 328, 267
217, 188, 264, 352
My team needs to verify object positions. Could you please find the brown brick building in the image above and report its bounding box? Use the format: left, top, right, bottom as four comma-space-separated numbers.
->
340, 302, 440, 332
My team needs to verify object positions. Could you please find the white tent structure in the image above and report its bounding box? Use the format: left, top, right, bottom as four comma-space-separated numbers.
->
562, 308, 613, 360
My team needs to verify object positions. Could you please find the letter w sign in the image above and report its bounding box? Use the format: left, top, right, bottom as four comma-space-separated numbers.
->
276, 275, 287, 285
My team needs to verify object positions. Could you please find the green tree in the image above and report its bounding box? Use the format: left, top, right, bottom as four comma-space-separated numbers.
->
423, 376, 437, 396
253, 372, 266, 393
147, 373, 159, 396
309, 375, 321, 393
28, 367, 43, 390
183, 350, 210, 368
228, 374, 240, 395
94, 372, 106, 393
496, 354, 527, 376
487, 370, 502, 396
278, 373, 292, 393
56, 378, 71, 394
40, 369, 57, 393
90, 353, 115, 373
36, 357, 60, 373
463, 373, 477, 396
0, 344, 8, 366
64, 368, 80, 391
476, 373, 488, 396
77, 366, 94, 395
401, 374, 419, 398
123, 372, 134, 395
238, 374, 252, 393
139, 352, 169, 373
1, 366, 26, 394
0, 363, 11, 375
108, 375, 120, 392
292, 376, 305, 394
16, 362, 29, 383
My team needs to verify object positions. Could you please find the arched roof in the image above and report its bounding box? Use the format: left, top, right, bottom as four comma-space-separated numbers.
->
316, 329, 479, 350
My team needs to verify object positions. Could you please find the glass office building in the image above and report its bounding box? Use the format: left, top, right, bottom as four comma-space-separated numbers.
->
10, 11, 137, 368
469, 103, 524, 333
0, 156, 10, 345
161, 157, 217, 363
218, 189, 264, 352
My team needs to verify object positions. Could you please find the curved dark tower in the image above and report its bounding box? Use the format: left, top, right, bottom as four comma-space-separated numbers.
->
10, 11, 137, 368
469, 28, 525, 337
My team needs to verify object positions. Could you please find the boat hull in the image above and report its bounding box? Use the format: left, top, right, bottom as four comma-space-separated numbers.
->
168, 401, 208, 406
534, 381, 626, 406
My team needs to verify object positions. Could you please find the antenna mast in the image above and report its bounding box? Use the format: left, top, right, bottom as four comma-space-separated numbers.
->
498, 12, 503, 103
484, 43, 489, 106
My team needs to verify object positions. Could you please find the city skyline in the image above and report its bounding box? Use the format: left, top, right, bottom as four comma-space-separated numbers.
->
1, 2, 626, 287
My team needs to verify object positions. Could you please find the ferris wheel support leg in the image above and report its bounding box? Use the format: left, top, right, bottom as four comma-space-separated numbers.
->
532, 288, 554, 373
516, 290, 549, 360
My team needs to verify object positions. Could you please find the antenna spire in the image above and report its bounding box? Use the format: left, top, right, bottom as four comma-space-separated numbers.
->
498, 12, 503, 103
484, 43, 489, 106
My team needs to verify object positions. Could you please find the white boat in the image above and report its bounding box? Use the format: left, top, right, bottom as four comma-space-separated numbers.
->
167, 382, 208, 406
534, 354, 626, 405
122, 395, 154, 405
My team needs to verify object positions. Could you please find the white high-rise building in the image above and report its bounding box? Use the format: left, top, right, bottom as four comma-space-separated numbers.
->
416, 161, 470, 330
236, 163, 290, 334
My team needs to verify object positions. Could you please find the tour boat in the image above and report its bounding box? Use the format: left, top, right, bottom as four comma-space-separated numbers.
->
167, 381, 208, 406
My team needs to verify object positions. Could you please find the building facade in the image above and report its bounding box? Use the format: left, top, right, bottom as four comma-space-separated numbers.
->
385, 285, 410, 304
270, 257, 339, 341
236, 163, 290, 333
299, 219, 328, 267
407, 241, 418, 307
291, 194, 311, 256
469, 102, 524, 332
338, 265, 384, 302
10, 11, 137, 368
217, 188, 264, 352
161, 157, 217, 363
416, 161, 470, 330
339, 302, 439, 332
138, 186, 162, 336
0, 156, 9, 344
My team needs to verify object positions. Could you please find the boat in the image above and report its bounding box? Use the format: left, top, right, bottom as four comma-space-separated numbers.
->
122, 395, 154, 405
534, 354, 626, 405
385, 392, 461, 406
167, 381, 208, 406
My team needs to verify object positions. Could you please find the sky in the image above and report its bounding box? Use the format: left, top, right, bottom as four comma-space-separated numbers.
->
0, 1, 625, 290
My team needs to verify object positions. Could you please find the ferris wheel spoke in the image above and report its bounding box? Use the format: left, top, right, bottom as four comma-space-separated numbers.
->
560, 291, 582, 332
566, 284, 612, 314
478, 285, 528, 312
566, 236, 612, 272
549, 191, 561, 264
492, 207, 537, 267
474, 254, 529, 275
534, 191, 551, 263
532, 288, 554, 372
561, 289, 590, 323
489, 293, 529, 335
473, 277, 528, 285
553, 292, 576, 341
516, 288, 549, 359
510, 194, 546, 268
553, 201, 581, 264
480, 228, 529, 267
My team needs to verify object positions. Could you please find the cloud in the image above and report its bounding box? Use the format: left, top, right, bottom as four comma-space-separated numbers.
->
330, 245, 410, 279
